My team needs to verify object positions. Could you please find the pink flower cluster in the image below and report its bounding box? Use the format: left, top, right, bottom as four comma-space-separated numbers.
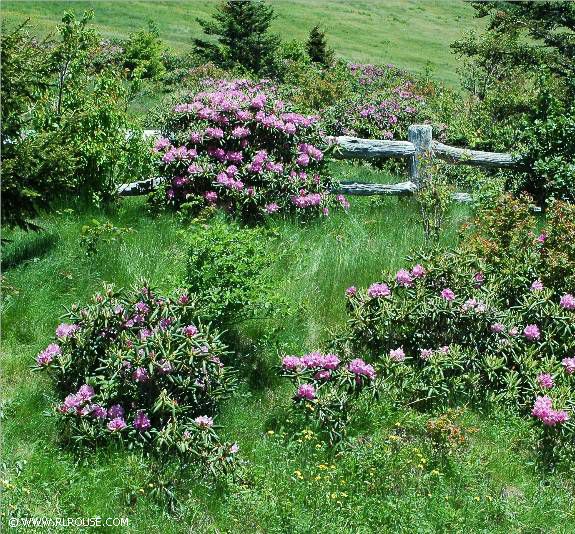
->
347, 358, 376, 380
389, 347, 405, 362
531, 396, 569, 426
36, 343, 61, 366
56, 323, 80, 338
296, 383, 316, 400
560, 294, 575, 310
562, 357, 575, 374
194, 415, 214, 428
156, 79, 336, 218
368, 283, 391, 298
282, 352, 341, 371
461, 298, 486, 313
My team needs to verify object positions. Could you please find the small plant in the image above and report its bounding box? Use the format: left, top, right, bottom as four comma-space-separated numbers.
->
186, 219, 276, 326
34, 281, 239, 475
79, 219, 135, 256
281, 351, 378, 445
415, 156, 454, 244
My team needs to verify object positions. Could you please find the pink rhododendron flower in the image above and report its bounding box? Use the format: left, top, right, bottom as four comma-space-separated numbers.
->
132, 367, 150, 383
282, 356, 300, 370
345, 286, 357, 297
348, 358, 376, 379
440, 288, 455, 301
296, 384, 316, 400
133, 410, 151, 431
560, 294, 575, 310
411, 264, 426, 278
204, 191, 218, 204
537, 373, 554, 389
523, 324, 541, 341
183, 325, 198, 337
36, 343, 61, 366
490, 323, 505, 334
562, 357, 575, 374
107, 417, 127, 431
56, 323, 80, 338
264, 203, 279, 214
77, 384, 95, 402
419, 348, 433, 360
531, 396, 569, 426
230, 443, 240, 454
395, 269, 413, 287
194, 415, 214, 428
473, 272, 485, 286
108, 404, 124, 419
368, 283, 391, 298
531, 279, 544, 291
389, 347, 405, 362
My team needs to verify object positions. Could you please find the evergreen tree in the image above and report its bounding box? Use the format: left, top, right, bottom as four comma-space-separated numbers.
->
306, 25, 334, 67
194, 0, 279, 75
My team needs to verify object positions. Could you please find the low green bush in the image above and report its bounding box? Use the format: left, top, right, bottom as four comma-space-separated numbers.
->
186, 219, 275, 326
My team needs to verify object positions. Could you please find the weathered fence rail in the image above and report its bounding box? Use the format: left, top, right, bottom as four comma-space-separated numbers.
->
119, 125, 519, 201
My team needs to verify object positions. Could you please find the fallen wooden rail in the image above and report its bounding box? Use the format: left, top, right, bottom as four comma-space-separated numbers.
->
118, 125, 520, 201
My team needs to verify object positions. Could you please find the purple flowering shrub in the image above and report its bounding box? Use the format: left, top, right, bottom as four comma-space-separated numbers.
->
281, 351, 377, 444
152, 78, 347, 219
321, 63, 426, 141
345, 247, 575, 465
34, 282, 239, 473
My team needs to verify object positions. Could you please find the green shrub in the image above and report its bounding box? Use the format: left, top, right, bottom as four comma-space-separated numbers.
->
186, 220, 275, 326
122, 20, 166, 80
35, 282, 238, 474
0, 12, 156, 229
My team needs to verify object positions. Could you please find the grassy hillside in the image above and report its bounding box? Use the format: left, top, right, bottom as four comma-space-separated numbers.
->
1, 0, 479, 85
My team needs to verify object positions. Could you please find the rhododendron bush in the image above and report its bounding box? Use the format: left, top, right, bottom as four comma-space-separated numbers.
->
322, 63, 426, 141
344, 244, 575, 464
152, 79, 348, 218
35, 282, 238, 473
281, 351, 377, 444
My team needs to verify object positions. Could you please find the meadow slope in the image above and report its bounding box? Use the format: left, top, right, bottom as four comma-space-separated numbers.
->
1, 0, 478, 84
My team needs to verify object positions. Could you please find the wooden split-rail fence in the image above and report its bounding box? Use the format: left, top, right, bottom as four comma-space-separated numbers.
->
117, 125, 521, 201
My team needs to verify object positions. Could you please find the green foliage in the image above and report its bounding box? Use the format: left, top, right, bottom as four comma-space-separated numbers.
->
306, 25, 334, 67
451, 2, 575, 203
0, 12, 156, 230
186, 219, 275, 326
194, 0, 279, 76
79, 219, 135, 256
462, 194, 575, 298
123, 20, 166, 80
416, 159, 454, 244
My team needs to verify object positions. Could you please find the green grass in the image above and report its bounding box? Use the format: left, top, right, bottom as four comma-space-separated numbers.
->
2, 162, 574, 532
1, 0, 480, 85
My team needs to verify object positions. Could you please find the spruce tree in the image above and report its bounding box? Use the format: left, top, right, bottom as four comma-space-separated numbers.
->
306, 25, 334, 67
194, 0, 279, 75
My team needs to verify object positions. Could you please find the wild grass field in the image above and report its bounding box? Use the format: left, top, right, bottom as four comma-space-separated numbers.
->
1, 0, 479, 85
3, 163, 575, 532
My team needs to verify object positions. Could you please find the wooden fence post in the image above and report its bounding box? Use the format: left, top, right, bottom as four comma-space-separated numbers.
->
408, 124, 433, 187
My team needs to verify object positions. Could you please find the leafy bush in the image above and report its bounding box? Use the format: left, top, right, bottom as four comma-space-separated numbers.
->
0, 12, 155, 229
280, 351, 377, 444
186, 219, 275, 326
462, 194, 575, 300
122, 20, 165, 80
343, 213, 575, 465
321, 63, 426, 140
35, 282, 238, 473
153, 78, 346, 218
